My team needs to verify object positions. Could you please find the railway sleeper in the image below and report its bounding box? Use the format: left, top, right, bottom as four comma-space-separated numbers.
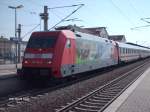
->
79, 103, 102, 109
84, 100, 107, 105
94, 97, 113, 101
88, 98, 110, 103
92, 95, 114, 101
101, 90, 121, 94
74, 106, 99, 112
96, 93, 115, 98
82, 101, 105, 107
105, 90, 123, 94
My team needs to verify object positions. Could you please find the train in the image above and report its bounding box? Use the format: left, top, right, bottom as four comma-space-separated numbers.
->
17, 26, 150, 79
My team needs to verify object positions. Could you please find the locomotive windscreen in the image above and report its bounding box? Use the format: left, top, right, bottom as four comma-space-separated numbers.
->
27, 36, 57, 48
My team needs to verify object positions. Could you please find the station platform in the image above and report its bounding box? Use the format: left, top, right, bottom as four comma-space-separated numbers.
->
104, 67, 150, 112
0, 64, 21, 78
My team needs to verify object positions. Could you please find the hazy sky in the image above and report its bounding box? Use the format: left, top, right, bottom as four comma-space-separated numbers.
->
0, 0, 150, 46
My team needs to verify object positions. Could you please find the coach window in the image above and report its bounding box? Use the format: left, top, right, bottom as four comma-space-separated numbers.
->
130, 49, 131, 53
66, 39, 71, 48
123, 48, 125, 54
120, 48, 122, 54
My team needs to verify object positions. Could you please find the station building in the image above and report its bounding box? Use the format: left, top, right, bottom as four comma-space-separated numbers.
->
0, 36, 27, 64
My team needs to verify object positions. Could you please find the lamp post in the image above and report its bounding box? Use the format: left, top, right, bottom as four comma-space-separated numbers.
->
8, 5, 23, 38
8, 5, 23, 68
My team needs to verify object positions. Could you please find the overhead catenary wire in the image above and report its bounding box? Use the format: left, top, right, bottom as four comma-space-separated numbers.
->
22, 24, 40, 39
48, 4, 84, 25
132, 18, 150, 30
141, 18, 150, 24
48, 4, 84, 9
109, 0, 136, 27
49, 10, 63, 20
131, 25, 150, 30
49, 4, 84, 30
127, 0, 143, 18
143, 18, 150, 19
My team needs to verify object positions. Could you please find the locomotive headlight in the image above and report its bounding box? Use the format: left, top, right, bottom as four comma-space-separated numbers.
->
47, 61, 52, 64
24, 60, 28, 64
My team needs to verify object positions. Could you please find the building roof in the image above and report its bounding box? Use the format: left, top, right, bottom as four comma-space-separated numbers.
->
108, 35, 126, 42
55, 25, 108, 37
84, 27, 107, 37
0, 36, 9, 41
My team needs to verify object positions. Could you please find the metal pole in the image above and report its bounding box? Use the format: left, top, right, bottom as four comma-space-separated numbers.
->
15, 9, 17, 38
40, 6, 48, 31
15, 8, 18, 68
44, 6, 48, 31
18, 24, 21, 63
15, 41, 17, 68
8, 5, 23, 68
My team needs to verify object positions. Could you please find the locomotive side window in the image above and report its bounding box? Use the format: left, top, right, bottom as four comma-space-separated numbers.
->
66, 39, 71, 48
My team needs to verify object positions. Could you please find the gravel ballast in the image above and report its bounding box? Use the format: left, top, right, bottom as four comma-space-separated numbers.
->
3, 59, 149, 112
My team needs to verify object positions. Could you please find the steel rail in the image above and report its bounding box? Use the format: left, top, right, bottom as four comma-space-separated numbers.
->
0, 58, 149, 111
56, 60, 149, 112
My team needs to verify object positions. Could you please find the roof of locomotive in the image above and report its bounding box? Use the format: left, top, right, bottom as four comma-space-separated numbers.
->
33, 30, 117, 45
31, 30, 75, 39
74, 31, 116, 45
31, 30, 150, 51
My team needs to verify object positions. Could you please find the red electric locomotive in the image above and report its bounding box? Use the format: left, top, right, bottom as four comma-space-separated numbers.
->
20, 30, 76, 78
18, 26, 150, 79
18, 29, 119, 78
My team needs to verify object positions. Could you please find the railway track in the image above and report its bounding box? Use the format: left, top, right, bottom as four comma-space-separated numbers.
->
56, 61, 149, 112
0, 58, 149, 112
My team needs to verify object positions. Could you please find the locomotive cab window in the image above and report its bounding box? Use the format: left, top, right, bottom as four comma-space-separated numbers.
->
27, 36, 57, 48
66, 39, 71, 48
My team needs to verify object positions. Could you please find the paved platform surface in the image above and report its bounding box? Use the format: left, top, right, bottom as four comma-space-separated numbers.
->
0, 64, 21, 77
104, 67, 150, 112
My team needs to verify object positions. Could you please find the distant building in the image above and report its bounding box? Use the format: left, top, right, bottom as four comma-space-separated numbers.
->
56, 25, 109, 38
108, 35, 126, 42
0, 36, 27, 64
0, 36, 11, 59
84, 27, 109, 38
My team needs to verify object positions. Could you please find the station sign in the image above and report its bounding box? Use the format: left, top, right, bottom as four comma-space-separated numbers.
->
10, 37, 22, 43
